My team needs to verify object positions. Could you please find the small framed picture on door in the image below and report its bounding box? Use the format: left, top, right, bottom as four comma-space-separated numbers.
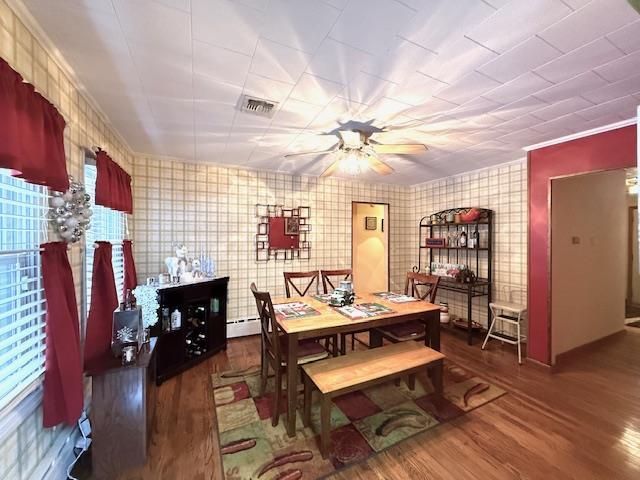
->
365, 216, 377, 230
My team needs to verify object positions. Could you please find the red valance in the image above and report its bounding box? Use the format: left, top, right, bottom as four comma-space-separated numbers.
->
40, 242, 83, 427
0, 57, 68, 191
95, 150, 133, 214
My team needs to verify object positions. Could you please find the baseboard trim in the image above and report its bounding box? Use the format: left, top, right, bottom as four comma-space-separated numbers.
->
526, 357, 553, 373
553, 330, 626, 371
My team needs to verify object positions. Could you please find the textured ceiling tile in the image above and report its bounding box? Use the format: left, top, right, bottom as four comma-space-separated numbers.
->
467, 0, 571, 53
305, 38, 374, 85
534, 37, 624, 84
192, 0, 263, 55
289, 73, 344, 106
329, 0, 415, 55
538, 0, 638, 53
606, 19, 640, 54
250, 38, 312, 84
477, 36, 561, 83
530, 96, 595, 121
435, 72, 502, 105
532, 71, 608, 103
400, 0, 495, 53
261, 0, 340, 54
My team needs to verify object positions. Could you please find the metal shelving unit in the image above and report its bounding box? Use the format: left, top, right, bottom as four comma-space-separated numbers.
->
413, 208, 493, 345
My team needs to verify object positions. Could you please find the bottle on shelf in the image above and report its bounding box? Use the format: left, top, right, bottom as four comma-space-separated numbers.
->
162, 307, 170, 332
459, 229, 467, 248
170, 308, 182, 330
470, 226, 479, 249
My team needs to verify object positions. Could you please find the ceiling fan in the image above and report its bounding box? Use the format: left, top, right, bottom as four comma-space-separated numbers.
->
284, 127, 427, 177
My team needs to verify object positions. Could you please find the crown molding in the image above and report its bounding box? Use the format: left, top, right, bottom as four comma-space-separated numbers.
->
6, 0, 134, 156
522, 117, 637, 151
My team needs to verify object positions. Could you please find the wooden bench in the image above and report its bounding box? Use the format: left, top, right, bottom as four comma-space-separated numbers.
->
301, 341, 445, 457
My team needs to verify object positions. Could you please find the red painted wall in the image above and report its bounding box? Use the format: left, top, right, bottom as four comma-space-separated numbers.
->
528, 125, 637, 364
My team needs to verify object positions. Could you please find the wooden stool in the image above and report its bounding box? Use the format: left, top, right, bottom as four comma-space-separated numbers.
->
482, 301, 527, 364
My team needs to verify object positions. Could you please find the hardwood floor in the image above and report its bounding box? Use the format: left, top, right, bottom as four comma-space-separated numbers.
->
120, 327, 640, 480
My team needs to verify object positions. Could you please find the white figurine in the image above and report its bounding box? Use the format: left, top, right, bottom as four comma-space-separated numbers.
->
165, 243, 193, 281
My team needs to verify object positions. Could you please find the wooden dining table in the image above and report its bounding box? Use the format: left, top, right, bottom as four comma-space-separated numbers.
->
273, 293, 442, 437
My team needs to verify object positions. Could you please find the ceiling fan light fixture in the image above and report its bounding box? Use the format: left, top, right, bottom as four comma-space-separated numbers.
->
339, 149, 369, 176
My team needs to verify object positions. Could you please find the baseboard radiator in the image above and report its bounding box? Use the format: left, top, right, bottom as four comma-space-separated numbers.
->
227, 317, 261, 338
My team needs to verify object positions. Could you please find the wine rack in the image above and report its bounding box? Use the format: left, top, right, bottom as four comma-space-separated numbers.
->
185, 304, 208, 359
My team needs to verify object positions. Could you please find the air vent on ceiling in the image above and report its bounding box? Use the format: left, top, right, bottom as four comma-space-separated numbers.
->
239, 95, 278, 118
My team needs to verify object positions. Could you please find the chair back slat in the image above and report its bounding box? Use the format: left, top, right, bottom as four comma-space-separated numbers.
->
404, 272, 440, 303
320, 269, 353, 294
251, 283, 280, 361
283, 271, 320, 297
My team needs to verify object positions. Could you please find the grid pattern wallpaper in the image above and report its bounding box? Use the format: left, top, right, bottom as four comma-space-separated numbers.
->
132, 156, 527, 337
0, 1, 134, 479
409, 159, 528, 333
132, 156, 413, 323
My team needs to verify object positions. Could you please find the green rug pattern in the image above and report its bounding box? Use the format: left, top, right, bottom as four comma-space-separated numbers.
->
212, 361, 505, 479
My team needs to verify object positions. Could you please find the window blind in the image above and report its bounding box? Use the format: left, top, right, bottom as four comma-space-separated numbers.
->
84, 163, 126, 312
0, 170, 48, 411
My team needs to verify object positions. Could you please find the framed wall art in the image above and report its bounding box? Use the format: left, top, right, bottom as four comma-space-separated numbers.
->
255, 204, 311, 262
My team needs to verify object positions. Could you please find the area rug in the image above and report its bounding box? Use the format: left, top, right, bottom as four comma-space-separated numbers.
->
212, 362, 505, 480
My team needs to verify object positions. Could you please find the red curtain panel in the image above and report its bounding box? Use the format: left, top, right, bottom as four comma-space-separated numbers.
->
84, 241, 118, 370
40, 242, 83, 427
0, 57, 68, 191
95, 150, 133, 214
122, 239, 138, 298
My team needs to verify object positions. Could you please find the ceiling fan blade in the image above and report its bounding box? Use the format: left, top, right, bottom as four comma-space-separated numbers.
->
320, 159, 341, 177
367, 156, 394, 175
371, 143, 427, 154
284, 143, 339, 158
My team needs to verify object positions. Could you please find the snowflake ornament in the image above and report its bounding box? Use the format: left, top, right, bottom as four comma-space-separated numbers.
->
116, 326, 135, 343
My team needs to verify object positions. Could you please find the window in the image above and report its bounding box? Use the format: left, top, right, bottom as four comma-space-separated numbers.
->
0, 170, 48, 411
84, 162, 126, 312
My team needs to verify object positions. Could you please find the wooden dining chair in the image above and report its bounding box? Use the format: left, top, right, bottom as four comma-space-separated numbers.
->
371, 272, 441, 344
284, 271, 338, 355
251, 283, 330, 427
320, 268, 363, 354
283, 271, 320, 298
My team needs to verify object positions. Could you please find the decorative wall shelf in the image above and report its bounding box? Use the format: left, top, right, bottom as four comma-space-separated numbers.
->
255, 204, 311, 262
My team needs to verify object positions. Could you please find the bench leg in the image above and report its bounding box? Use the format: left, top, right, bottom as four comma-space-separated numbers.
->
432, 360, 443, 397
408, 374, 416, 391
303, 373, 312, 428
320, 395, 331, 458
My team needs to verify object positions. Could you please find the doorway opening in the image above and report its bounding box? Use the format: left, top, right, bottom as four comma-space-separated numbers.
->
351, 202, 389, 293
626, 168, 640, 327
550, 167, 636, 363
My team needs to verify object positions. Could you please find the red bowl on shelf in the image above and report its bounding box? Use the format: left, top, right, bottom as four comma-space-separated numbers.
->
460, 208, 481, 223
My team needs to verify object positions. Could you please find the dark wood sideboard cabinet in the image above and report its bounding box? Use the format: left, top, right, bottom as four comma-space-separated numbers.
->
152, 277, 229, 385
87, 339, 157, 480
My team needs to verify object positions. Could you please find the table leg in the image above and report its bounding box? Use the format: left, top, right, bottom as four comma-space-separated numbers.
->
369, 328, 382, 348
286, 333, 298, 437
